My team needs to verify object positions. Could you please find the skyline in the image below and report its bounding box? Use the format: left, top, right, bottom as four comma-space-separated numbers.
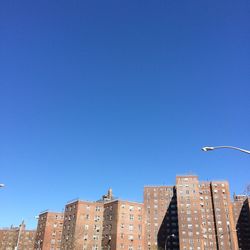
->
1, 0, 250, 229
0, 173, 248, 229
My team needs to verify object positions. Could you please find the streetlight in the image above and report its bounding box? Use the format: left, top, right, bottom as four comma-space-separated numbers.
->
202, 146, 250, 154
15, 220, 25, 250
37, 239, 43, 250
0, 183, 5, 188
164, 234, 176, 250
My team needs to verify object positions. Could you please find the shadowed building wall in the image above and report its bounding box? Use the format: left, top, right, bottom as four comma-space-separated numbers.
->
232, 195, 250, 250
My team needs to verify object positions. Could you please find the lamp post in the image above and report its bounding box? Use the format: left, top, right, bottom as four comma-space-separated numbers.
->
164, 234, 175, 250
0, 183, 5, 188
37, 239, 43, 250
202, 146, 250, 154
15, 220, 25, 250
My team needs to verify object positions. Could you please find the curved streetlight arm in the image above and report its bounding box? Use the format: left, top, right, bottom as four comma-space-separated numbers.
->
202, 146, 250, 154
164, 234, 176, 250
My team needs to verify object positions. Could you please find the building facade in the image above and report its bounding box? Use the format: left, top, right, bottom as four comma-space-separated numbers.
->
144, 175, 239, 250
176, 176, 238, 250
102, 200, 144, 250
232, 195, 250, 250
34, 211, 64, 250
176, 175, 203, 250
0, 221, 36, 250
61, 200, 104, 250
144, 186, 178, 250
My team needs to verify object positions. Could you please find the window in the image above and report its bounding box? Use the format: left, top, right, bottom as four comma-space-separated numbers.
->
129, 235, 134, 240
94, 216, 100, 222
93, 235, 99, 240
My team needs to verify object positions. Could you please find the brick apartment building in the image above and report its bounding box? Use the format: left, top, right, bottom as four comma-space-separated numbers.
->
102, 200, 144, 250
60, 189, 144, 250
144, 175, 239, 250
232, 195, 250, 250
3, 176, 247, 250
0, 221, 36, 250
34, 211, 64, 250
144, 186, 178, 250
176, 176, 238, 250
61, 200, 104, 250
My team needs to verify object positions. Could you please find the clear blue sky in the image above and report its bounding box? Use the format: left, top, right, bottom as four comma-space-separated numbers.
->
0, 0, 249, 228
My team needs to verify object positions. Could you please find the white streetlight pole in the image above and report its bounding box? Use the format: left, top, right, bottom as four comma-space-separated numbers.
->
15, 220, 25, 250
202, 146, 250, 154
164, 234, 176, 250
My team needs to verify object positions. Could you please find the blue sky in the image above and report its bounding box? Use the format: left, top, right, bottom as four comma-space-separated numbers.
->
0, 0, 249, 228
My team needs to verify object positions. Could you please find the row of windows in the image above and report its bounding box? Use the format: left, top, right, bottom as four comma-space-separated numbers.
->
105, 205, 142, 212
66, 205, 102, 212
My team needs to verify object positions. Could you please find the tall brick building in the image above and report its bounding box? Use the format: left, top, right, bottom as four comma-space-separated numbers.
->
232, 195, 250, 250
144, 175, 239, 250
144, 186, 178, 250
0, 221, 36, 250
102, 200, 144, 250
60, 189, 144, 250
176, 176, 238, 250
61, 200, 104, 250
34, 211, 64, 250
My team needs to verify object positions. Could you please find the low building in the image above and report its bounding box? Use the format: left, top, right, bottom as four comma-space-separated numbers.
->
0, 221, 36, 250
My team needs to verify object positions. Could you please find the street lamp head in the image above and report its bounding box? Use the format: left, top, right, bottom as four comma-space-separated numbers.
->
0, 184, 5, 188
167, 234, 176, 239
202, 146, 214, 152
